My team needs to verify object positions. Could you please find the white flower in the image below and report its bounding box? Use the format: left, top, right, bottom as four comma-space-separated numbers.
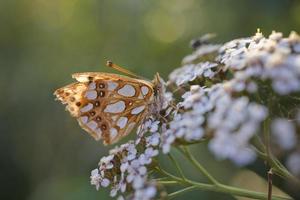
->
286, 152, 300, 176
269, 31, 283, 41
145, 147, 159, 157
101, 178, 110, 187
139, 147, 158, 165
126, 144, 137, 161
138, 154, 152, 165
117, 196, 125, 200
134, 185, 157, 200
120, 162, 129, 173
90, 169, 101, 190
231, 146, 256, 166
161, 129, 175, 154
110, 188, 118, 197
120, 180, 127, 193
132, 175, 145, 189
168, 62, 219, 86
149, 121, 160, 133
181, 85, 204, 109
248, 103, 268, 122
182, 44, 221, 64
99, 155, 114, 169
146, 133, 160, 146
271, 118, 297, 150
162, 92, 173, 109
130, 159, 140, 169
294, 43, 300, 53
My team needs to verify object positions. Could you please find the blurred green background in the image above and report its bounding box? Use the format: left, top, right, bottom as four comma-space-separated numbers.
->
1, 0, 300, 199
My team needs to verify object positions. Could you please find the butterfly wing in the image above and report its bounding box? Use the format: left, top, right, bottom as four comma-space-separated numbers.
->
54, 72, 154, 145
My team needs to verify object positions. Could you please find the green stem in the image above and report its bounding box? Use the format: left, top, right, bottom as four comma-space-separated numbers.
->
155, 167, 291, 200
174, 138, 208, 145
168, 153, 186, 180
263, 119, 271, 160
157, 180, 178, 185
181, 146, 220, 185
252, 135, 300, 186
168, 186, 197, 199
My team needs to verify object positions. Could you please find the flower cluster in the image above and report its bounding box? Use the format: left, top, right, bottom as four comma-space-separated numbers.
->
218, 31, 300, 95
91, 31, 300, 198
90, 120, 162, 200
168, 62, 218, 86
167, 30, 300, 172
161, 84, 267, 166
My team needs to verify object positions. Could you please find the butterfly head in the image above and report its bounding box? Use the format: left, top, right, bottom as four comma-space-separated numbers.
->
150, 73, 167, 114
153, 73, 163, 95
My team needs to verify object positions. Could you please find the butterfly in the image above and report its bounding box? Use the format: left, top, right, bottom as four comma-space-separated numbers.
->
54, 61, 164, 145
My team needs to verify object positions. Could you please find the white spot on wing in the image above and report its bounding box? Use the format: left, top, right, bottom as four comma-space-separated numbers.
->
131, 105, 145, 114
138, 93, 143, 99
79, 116, 88, 124
87, 120, 98, 130
95, 128, 102, 138
141, 86, 149, 96
80, 103, 93, 113
107, 81, 118, 91
117, 117, 128, 129
110, 128, 118, 139
85, 90, 97, 100
74, 75, 90, 82
118, 84, 135, 97
88, 82, 96, 90
104, 101, 126, 113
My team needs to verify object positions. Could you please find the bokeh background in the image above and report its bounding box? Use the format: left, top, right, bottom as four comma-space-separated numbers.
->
1, 0, 300, 199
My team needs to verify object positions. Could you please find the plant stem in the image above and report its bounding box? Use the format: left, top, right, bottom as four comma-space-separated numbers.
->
157, 180, 178, 185
181, 146, 220, 185
252, 135, 300, 186
167, 153, 186, 180
168, 186, 197, 199
268, 169, 273, 200
263, 118, 271, 161
155, 167, 291, 200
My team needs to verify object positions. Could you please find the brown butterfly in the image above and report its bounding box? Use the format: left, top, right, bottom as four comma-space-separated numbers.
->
54, 61, 164, 145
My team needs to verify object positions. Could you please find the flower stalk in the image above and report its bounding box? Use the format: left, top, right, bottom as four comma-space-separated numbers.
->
155, 166, 291, 200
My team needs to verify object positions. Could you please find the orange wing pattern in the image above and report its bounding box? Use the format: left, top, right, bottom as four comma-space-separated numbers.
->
54, 72, 154, 145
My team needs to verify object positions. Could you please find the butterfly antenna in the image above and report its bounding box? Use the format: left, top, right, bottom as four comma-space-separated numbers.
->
106, 60, 145, 79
